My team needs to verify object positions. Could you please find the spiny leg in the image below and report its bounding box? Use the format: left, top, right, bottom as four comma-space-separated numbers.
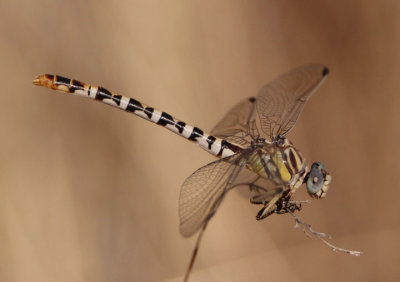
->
253, 191, 308, 220
251, 187, 285, 220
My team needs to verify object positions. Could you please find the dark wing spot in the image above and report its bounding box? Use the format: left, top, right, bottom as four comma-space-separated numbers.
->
249, 97, 256, 103
322, 67, 329, 76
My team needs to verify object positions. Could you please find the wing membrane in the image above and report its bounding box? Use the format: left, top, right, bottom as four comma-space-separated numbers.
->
255, 64, 328, 137
179, 64, 329, 236
179, 153, 247, 237
210, 97, 256, 146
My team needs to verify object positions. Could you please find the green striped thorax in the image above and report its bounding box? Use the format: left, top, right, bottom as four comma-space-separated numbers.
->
246, 135, 305, 186
246, 135, 331, 199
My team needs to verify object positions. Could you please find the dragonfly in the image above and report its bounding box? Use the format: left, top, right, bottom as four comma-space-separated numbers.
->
33, 64, 361, 281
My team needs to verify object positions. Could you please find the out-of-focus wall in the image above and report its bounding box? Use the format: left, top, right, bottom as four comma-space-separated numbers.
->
0, 1, 399, 281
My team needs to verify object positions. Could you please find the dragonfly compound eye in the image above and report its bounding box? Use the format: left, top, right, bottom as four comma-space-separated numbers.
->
306, 162, 331, 199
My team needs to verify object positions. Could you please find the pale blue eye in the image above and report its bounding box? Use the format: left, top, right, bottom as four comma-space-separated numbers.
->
306, 162, 326, 196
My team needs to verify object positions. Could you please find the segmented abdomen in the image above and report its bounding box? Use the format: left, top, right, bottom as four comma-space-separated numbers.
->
33, 74, 242, 158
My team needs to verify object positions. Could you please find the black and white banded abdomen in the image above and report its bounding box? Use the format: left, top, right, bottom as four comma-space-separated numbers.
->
33, 74, 242, 158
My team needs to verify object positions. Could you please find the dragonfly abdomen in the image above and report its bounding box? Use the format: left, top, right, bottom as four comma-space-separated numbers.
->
33, 74, 242, 158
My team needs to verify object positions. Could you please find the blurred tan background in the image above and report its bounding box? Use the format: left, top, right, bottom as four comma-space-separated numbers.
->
1, 1, 399, 281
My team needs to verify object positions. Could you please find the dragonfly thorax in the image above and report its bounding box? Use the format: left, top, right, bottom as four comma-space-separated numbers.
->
246, 137, 305, 187
250, 137, 268, 148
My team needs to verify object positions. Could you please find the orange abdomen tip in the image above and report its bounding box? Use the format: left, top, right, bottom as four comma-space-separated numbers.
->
32, 74, 55, 89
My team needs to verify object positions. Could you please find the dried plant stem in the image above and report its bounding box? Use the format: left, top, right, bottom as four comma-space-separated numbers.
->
289, 211, 363, 256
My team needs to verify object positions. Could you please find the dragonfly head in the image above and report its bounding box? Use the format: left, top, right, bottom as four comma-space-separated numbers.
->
305, 162, 331, 199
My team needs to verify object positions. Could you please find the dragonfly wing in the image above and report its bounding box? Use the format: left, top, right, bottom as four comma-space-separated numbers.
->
210, 97, 257, 146
255, 64, 329, 137
179, 153, 247, 237
250, 186, 285, 205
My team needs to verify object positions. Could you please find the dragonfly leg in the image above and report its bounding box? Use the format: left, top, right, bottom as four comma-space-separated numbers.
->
275, 200, 302, 214
256, 205, 276, 220
254, 187, 285, 220
248, 183, 268, 196
256, 199, 302, 220
255, 192, 303, 220
250, 187, 284, 205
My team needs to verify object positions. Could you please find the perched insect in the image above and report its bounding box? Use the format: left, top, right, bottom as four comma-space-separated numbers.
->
33, 64, 361, 281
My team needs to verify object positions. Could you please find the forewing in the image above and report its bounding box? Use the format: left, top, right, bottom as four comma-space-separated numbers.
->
210, 97, 257, 146
255, 64, 329, 137
179, 153, 246, 237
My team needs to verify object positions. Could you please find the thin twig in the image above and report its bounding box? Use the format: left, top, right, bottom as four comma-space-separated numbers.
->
289, 211, 363, 256
183, 221, 209, 282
